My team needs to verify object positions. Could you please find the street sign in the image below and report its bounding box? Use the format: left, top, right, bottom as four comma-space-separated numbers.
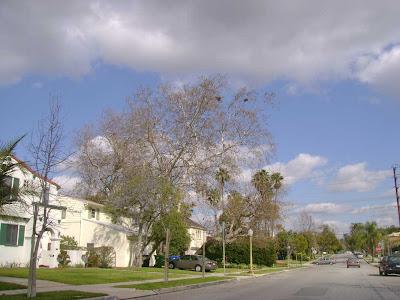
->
376, 246, 381, 252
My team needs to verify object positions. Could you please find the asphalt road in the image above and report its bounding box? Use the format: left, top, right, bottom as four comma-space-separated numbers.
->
142, 254, 400, 300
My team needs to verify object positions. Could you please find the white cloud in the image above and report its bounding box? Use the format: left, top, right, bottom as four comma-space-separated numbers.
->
294, 202, 351, 215
2, 1, 400, 97
327, 162, 391, 193
356, 46, 400, 98
350, 202, 397, 215
238, 153, 327, 184
264, 153, 328, 185
52, 175, 80, 195
32, 82, 43, 88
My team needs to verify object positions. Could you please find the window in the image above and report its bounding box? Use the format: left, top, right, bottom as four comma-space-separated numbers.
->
3, 177, 19, 201
0, 224, 25, 247
91, 208, 96, 218
61, 209, 66, 219
196, 230, 202, 239
6, 225, 18, 245
47, 242, 51, 251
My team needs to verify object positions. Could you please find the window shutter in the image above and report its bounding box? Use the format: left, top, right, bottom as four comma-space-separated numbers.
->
13, 178, 20, 190
18, 225, 25, 246
88, 207, 91, 219
96, 209, 100, 220
0, 224, 7, 245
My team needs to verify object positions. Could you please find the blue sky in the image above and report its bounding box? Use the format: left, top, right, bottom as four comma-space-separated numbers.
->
1, 1, 399, 234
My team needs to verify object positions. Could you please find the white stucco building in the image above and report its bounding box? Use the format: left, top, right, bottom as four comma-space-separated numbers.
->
0, 156, 62, 268
59, 194, 154, 267
184, 218, 207, 255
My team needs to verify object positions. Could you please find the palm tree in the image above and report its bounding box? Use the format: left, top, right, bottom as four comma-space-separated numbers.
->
270, 172, 284, 237
215, 167, 230, 211
251, 170, 274, 237
207, 189, 221, 235
363, 221, 381, 262
0, 135, 25, 208
251, 169, 272, 198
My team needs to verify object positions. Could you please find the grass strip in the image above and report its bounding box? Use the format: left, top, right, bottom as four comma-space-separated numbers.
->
0, 290, 106, 299
0, 281, 27, 291
116, 276, 233, 290
0, 268, 187, 285
253, 266, 306, 274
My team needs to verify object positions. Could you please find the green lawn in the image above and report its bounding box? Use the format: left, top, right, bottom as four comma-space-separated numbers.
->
0, 281, 26, 291
0, 290, 106, 299
0, 268, 190, 285
116, 276, 232, 290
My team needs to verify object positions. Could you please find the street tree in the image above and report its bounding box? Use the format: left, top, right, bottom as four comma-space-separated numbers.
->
107, 173, 179, 267
150, 209, 191, 255
26, 98, 68, 297
316, 224, 341, 253
219, 190, 254, 242
75, 75, 275, 195
363, 221, 381, 262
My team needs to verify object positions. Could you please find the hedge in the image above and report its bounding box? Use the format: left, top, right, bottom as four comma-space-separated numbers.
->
205, 237, 276, 267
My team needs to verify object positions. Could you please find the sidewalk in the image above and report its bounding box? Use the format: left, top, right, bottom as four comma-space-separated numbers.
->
0, 266, 311, 299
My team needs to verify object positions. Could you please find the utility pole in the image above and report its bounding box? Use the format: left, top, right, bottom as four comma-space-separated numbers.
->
222, 222, 226, 277
393, 166, 400, 228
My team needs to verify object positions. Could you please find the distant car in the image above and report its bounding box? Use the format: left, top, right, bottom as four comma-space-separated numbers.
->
347, 257, 360, 268
313, 258, 335, 265
354, 252, 364, 259
169, 255, 218, 272
379, 255, 400, 276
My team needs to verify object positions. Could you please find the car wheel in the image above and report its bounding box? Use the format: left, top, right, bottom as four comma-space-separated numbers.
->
347, 266, 349, 268
195, 265, 202, 272
316, 262, 319, 265
384, 271, 388, 276
169, 263, 175, 269
358, 266, 360, 268
329, 262, 333, 265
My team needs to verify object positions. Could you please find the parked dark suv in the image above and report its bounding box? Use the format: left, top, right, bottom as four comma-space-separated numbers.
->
379, 255, 400, 276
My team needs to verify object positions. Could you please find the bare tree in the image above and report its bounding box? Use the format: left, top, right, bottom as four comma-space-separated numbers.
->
73, 75, 276, 257
26, 98, 67, 297
297, 211, 315, 233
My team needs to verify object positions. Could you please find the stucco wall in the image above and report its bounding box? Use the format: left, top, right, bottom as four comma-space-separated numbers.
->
186, 227, 206, 255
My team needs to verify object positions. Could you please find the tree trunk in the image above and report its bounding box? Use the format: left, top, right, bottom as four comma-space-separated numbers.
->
134, 226, 143, 268
27, 205, 38, 298
163, 228, 170, 283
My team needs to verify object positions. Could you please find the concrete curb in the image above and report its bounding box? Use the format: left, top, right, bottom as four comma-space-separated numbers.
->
153, 278, 239, 295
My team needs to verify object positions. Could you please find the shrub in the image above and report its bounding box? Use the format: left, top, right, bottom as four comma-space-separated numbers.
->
97, 246, 115, 268
154, 255, 165, 268
60, 235, 80, 250
57, 250, 71, 267
86, 247, 115, 268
